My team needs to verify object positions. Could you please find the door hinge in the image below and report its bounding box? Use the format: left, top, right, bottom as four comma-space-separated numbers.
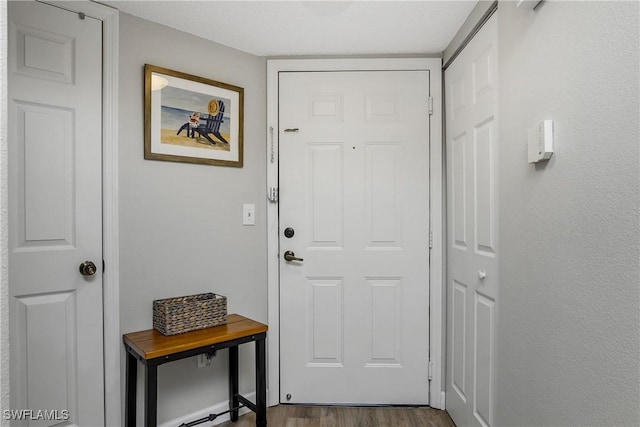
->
428, 361, 434, 380
268, 187, 278, 203
427, 97, 434, 116
429, 230, 433, 249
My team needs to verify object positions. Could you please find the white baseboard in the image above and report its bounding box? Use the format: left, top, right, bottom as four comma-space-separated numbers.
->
158, 392, 255, 427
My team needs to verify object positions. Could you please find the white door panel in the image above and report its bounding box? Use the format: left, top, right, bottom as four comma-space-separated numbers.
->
446, 14, 498, 427
279, 71, 430, 405
8, 1, 104, 425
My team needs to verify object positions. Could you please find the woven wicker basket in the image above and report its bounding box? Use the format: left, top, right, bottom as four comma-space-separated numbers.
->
153, 293, 227, 336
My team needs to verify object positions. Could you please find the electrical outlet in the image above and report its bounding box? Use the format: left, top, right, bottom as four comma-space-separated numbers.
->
197, 353, 213, 368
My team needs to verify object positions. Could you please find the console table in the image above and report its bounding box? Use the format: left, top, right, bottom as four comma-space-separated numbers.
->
123, 314, 268, 427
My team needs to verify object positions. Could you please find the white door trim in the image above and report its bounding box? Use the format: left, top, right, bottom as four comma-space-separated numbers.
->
1, 2, 9, 419
266, 58, 444, 409
0, 2, 120, 424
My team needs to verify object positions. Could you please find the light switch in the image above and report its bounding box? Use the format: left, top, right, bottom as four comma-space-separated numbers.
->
243, 204, 255, 226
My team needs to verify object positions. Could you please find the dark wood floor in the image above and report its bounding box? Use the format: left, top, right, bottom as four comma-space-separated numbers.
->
218, 405, 456, 427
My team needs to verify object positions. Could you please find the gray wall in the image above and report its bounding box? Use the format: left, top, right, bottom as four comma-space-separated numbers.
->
118, 2, 640, 425
496, 1, 639, 425
118, 12, 267, 424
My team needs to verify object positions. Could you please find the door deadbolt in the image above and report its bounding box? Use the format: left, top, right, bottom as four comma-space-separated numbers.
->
284, 227, 295, 238
79, 260, 97, 276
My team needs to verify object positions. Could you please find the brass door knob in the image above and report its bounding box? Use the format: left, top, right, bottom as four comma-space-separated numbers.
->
283, 251, 304, 262
79, 260, 97, 276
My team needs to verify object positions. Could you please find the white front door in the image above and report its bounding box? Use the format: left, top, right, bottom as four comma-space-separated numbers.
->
8, 1, 105, 425
445, 14, 498, 427
279, 71, 430, 405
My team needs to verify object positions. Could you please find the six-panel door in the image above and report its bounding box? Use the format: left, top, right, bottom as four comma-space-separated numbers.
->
446, 14, 499, 427
8, 2, 105, 425
279, 71, 431, 405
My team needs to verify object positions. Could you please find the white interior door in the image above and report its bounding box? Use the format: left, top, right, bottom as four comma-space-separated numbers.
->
445, 14, 498, 427
279, 71, 430, 405
8, 1, 105, 425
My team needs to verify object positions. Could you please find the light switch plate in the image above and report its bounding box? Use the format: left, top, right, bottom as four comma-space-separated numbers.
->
243, 203, 255, 225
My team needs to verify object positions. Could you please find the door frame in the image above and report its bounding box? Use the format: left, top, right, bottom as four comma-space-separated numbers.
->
0, 1, 120, 424
266, 58, 445, 409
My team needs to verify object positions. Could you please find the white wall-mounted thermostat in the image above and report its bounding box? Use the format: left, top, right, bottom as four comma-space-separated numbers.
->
528, 120, 554, 164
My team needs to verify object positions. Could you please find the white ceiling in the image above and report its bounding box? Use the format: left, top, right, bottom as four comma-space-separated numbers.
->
102, 1, 477, 56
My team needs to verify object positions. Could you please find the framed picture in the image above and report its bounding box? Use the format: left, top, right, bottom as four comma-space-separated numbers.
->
144, 64, 244, 167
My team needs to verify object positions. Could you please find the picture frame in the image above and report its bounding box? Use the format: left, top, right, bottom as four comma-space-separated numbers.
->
144, 64, 244, 167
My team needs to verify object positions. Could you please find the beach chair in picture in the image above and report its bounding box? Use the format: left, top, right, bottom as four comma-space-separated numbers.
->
176, 99, 229, 146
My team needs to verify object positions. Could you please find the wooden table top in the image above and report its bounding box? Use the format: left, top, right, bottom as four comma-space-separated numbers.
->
123, 314, 268, 360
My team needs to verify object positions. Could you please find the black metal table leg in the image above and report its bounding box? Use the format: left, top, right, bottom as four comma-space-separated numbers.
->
145, 364, 158, 427
255, 337, 267, 427
229, 346, 239, 422
125, 349, 138, 427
